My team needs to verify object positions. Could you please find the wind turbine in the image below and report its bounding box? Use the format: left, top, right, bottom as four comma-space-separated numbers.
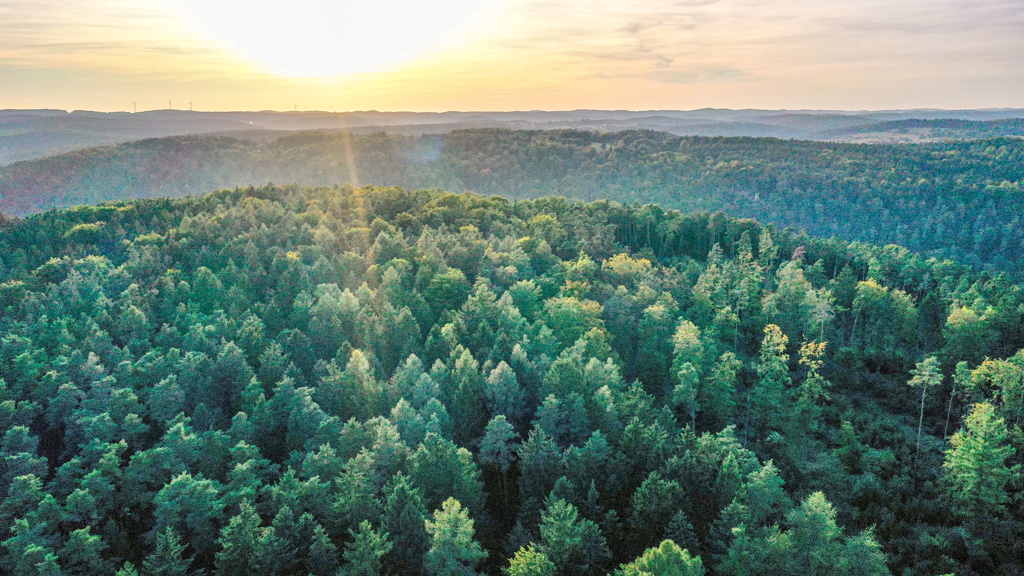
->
132, 101, 137, 114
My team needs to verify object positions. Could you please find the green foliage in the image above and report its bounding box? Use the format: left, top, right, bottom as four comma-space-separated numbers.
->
720, 492, 888, 576
479, 415, 519, 473
752, 325, 791, 438
506, 545, 556, 576
0, 184, 1022, 575
943, 402, 1020, 518
342, 521, 393, 576
9, 130, 1024, 282
539, 497, 610, 575
144, 527, 192, 576
617, 540, 704, 576
425, 498, 487, 576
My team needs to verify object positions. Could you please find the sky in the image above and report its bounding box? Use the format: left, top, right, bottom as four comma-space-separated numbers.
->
0, 0, 1022, 112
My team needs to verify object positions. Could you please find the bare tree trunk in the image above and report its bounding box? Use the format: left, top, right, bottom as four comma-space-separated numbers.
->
916, 388, 926, 465
943, 380, 956, 440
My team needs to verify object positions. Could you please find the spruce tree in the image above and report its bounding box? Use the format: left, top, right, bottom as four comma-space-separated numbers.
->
943, 402, 1020, 518
424, 498, 487, 576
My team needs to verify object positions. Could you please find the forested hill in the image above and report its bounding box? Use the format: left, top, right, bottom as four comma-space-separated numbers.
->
1, 185, 1024, 575
3, 130, 1024, 279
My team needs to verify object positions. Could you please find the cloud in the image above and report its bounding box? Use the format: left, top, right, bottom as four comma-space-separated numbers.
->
0, 0, 240, 77
645, 67, 747, 84
0, 0, 1022, 110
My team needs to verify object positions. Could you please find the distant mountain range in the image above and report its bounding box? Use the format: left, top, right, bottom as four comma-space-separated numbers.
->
3, 108, 1024, 165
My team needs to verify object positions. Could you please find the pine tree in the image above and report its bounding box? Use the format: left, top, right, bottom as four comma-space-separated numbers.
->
215, 499, 266, 576
62, 526, 112, 576
307, 523, 340, 576
506, 545, 556, 576
424, 498, 487, 576
908, 356, 942, 463
672, 362, 700, 429
943, 402, 1020, 518
703, 352, 739, 430
382, 473, 430, 573
479, 415, 520, 473
341, 521, 392, 576
664, 511, 698, 553
485, 362, 527, 427
751, 325, 790, 439
538, 497, 610, 576
794, 340, 829, 440
143, 527, 192, 576
617, 539, 704, 576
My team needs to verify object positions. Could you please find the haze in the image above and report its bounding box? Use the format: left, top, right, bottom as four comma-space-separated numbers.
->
2, 0, 1022, 112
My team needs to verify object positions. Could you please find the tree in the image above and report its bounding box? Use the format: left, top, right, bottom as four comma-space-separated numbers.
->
424, 498, 487, 576
703, 352, 739, 430
794, 340, 828, 439
664, 511, 698, 553
485, 362, 527, 427
543, 297, 605, 350
152, 472, 225, 556
672, 362, 700, 430
506, 545, 556, 576
943, 402, 1019, 519
908, 356, 942, 463
752, 325, 790, 439
480, 415, 519, 473
308, 523, 340, 576
143, 527, 192, 576
629, 471, 684, 549
538, 498, 610, 576
943, 306, 993, 367
62, 526, 112, 576
786, 491, 841, 574
945, 361, 971, 439
617, 540, 704, 576
480, 414, 519, 516
342, 521, 393, 576
382, 474, 429, 573
721, 492, 887, 576
409, 433, 485, 514
215, 499, 267, 576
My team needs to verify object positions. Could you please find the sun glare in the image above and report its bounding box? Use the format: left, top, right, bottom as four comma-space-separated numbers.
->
170, 0, 506, 78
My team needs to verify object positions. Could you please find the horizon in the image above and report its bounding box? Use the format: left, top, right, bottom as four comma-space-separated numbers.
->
7, 106, 1024, 116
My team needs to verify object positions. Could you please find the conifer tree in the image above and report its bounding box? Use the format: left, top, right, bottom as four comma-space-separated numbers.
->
506, 545, 556, 576
144, 527, 192, 576
424, 498, 487, 576
382, 473, 430, 573
751, 325, 790, 439
342, 521, 392, 576
909, 356, 942, 463
215, 499, 266, 576
617, 540, 704, 576
943, 402, 1020, 518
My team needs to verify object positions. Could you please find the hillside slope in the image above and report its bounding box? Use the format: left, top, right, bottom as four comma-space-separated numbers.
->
3, 130, 1024, 279
4, 108, 1024, 165
0, 186, 1022, 575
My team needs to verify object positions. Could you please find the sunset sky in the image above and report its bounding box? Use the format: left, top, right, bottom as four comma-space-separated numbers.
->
1, 0, 1022, 112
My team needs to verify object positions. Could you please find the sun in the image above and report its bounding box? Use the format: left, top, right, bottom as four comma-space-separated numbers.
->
171, 0, 506, 78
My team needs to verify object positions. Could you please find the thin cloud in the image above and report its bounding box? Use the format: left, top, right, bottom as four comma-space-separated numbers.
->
0, 0, 1021, 110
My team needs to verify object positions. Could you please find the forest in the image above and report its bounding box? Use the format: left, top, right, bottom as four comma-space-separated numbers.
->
0, 184, 1022, 575
3, 129, 1024, 280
